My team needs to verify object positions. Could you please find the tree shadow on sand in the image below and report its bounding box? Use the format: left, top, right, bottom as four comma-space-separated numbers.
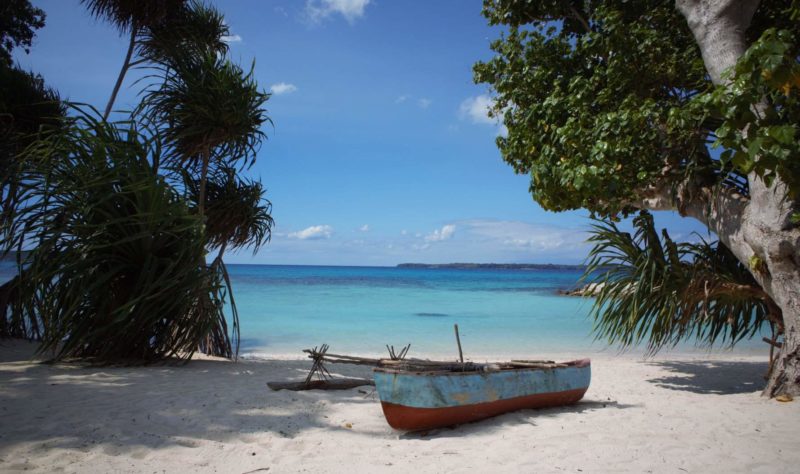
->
645, 360, 768, 395
0, 341, 385, 456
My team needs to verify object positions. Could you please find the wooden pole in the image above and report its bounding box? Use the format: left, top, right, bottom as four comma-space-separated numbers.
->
454, 324, 464, 364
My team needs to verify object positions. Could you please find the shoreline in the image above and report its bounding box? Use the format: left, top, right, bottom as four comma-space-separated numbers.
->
2, 339, 798, 473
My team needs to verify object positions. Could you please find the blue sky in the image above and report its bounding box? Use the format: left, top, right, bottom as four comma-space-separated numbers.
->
15, 0, 708, 265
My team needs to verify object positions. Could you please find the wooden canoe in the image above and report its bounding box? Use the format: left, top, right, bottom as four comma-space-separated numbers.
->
373, 359, 591, 431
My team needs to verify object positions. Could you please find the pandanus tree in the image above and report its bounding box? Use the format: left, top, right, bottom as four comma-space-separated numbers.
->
80, 0, 186, 119
475, 0, 800, 396
5, 109, 233, 360
187, 167, 274, 262
585, 212, 780, 358
0, 67, 63, 339
185, 167, 274, 357
136, 0, 229, 68
135, 2, 270, 357
2, 1, 273, 360
1, 1, 64, 339
141, 51, 270, 219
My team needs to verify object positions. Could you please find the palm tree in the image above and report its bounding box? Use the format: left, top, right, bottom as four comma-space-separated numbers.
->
187, 166, 274, 260
81, 0, 185, 119
583, 211, 780, 355
136, 0, 229, 68
0, 66, 64, 340
183, 166, 274, 359
6, 106, 233, 361
137, 13, 270, 357
141, 50, 270, 220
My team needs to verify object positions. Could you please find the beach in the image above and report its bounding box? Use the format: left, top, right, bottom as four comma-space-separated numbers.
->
1, 339, 797, 473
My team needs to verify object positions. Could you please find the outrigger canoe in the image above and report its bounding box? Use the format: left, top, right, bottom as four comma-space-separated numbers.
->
373, 359, 591, 431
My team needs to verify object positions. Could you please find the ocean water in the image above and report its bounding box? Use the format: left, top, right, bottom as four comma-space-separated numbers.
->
0, 262, 767, 359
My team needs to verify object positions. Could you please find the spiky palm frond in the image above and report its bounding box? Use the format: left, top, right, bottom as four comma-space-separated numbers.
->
1, 64, 64, 238
4, 106, 237, 361
80, 0, 186, 33
185, 167, 274, 255
584, 211, 774, 354
140, 51, 270, 170
136, 1, 229, 67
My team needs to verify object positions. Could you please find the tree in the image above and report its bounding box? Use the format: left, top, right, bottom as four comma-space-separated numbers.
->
5, 109, 233, 360
585, 211, 779, 356
1, 66, 63, 231
80, 0, 186, 119
0, 1, 63, 340
141, 50, 270, 220
186, 166, 274, 261
2, 1, 273, 361
0, 0, 45, 66
474, 0, 800, 396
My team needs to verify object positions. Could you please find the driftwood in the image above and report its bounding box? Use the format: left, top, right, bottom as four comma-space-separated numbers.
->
267, 378, 374, 391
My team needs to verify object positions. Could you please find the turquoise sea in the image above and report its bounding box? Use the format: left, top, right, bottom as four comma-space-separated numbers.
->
0, 262, 767, 359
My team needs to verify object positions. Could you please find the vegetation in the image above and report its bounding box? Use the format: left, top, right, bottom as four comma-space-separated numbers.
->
475, 0, 800, 395
81, 0, 187, 118
140, 49, 270, 217
1, 1, 273, 362
585, 212, 779, 354
5, 110, 233, 360
0, 0, 45, 66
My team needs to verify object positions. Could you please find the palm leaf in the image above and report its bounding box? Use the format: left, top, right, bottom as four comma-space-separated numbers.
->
584, 211, 775, 354
3, 106, 237, 361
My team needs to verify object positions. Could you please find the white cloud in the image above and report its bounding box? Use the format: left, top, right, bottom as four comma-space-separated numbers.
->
459, 94, 496, 125
270, 82, 298, 95
222, 34, 242, 44
359, 224, 370, 232
289, 225, 333, 240
306, 0, 371, 24
462, 219, 587, 252
395, 95, 410, 104
417, 98, 432, 109
400, 229, 408, 235
425, 224, 456, 242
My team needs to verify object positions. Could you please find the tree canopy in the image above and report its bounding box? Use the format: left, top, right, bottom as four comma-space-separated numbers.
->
475, 0, 800, 395
0, 0, 45, 65
474, 0, 799, 216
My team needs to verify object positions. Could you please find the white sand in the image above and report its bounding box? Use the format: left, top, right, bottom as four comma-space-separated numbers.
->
1, 340, 798, 473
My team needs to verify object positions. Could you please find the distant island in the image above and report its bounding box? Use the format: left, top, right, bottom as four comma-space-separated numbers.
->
396, 263, 587, 271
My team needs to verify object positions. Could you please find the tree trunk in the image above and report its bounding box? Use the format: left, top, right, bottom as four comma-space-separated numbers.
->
198, 150, 210, 219
674, 0, 800, 396
103, 28, 137, 121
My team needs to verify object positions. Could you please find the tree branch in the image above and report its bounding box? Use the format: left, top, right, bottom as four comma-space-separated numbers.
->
567, 4, 592, 33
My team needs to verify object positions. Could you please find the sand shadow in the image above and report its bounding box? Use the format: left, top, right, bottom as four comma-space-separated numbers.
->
645, 360, 768, 395
0, 341, 382, 456
399, 398, 637, 440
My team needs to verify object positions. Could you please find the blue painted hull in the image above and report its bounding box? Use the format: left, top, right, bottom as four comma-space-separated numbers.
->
373, 359, 591, 430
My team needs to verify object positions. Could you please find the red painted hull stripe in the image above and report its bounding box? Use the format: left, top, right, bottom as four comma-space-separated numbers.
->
380, 387, 588, 431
